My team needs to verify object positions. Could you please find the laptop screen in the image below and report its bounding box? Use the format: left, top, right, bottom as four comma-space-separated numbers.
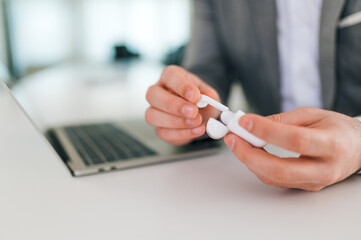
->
0, 79, 45, 135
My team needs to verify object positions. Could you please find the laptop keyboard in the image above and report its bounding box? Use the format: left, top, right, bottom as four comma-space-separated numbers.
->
64, 124, 157, 166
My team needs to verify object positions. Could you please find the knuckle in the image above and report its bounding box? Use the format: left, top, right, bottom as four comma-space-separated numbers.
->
258, 176, 275, 186
188, 114, 202, 126
329, 137, 348, 157
161, 65, 180, 80
144, 108, 153, 125
183, 82, 196, 92
145, 85, 157, 103
290, 132, 308, 151
208, 87, 219, 98
321, 167, 340, 186
269, 114, 282, 123
166, 65, 180, 72
156, 128, 167, 140
163, 100, 172, 112
257, 165, 289, 187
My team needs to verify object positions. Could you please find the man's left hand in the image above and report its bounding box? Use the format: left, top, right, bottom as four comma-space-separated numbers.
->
224, 107, 361, 191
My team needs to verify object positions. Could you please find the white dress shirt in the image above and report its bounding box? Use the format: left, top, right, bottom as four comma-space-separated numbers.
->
276, 0, 323, 112
276, 1, 361, 174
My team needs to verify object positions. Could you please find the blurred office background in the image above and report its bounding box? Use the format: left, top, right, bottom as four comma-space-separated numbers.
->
0, 0, 195, 126
0, 0, 246, 127
0, 0, 191, 82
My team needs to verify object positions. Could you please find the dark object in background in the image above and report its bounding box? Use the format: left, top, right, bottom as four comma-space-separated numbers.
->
163, 45, 186, 66
113, 44, 140, 60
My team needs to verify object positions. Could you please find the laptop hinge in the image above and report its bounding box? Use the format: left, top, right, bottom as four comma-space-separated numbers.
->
45, 128, 70, 164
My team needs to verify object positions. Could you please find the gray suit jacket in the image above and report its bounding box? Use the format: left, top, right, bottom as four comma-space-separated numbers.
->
183, 0, 361, 116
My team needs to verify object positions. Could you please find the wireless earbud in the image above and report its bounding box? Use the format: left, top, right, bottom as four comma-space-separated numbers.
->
220, 111, 235, 125
206, 118, 229, 139
197, 94, 229, 112
224, 110, 267, 148
197, 94, 267, 148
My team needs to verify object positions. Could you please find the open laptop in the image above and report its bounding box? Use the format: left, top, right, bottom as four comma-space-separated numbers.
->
0, 79, 222, 176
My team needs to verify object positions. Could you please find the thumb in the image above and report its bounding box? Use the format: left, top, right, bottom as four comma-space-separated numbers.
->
266, 107, 326, 126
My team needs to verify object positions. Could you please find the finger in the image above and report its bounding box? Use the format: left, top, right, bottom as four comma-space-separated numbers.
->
156, 125, 206, 142
267, 107, 327, 126
198, 88, 222, 122
188, 71, 218, 93
146, 85, 199, 118
224, 133, 325, 187
160, 66, 219, 103
200, 88, 221, 102
238, 114, 330, 156
145, 107, 202, 129
160, 66, 202, 103
257, 178, 324, 191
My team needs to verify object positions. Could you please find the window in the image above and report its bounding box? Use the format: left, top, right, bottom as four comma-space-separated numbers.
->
6, 0, 191, 78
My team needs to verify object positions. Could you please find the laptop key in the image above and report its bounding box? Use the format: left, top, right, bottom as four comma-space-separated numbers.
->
64, 124, 156, 165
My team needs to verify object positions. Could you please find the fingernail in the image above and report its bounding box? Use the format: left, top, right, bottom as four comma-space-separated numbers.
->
224, 135, 235, 150
185, 89, 196, 102
186, 118, 199, 126
182, 104, 196, 118
239, 116, 253, 131
192, 126, 204, 134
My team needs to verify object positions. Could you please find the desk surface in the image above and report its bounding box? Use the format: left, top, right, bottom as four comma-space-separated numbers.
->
1, 62, 361, 240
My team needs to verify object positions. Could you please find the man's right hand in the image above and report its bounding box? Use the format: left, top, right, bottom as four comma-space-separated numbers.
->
145, 65, 221, 146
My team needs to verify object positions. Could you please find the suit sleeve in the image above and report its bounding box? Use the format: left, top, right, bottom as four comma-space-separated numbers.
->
182, 0, 232, 104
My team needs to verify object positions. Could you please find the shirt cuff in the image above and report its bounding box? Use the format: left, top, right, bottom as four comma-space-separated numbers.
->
355, 117, 361, 174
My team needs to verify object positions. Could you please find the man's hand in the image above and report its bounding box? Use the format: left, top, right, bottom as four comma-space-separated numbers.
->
145, 65, 221, 145
224, 107, 361, 191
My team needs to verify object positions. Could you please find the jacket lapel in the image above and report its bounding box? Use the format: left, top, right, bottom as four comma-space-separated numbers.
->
319, 0, 346, 110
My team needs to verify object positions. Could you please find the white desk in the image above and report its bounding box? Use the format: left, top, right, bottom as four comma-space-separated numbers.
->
1, 62, 361, 240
